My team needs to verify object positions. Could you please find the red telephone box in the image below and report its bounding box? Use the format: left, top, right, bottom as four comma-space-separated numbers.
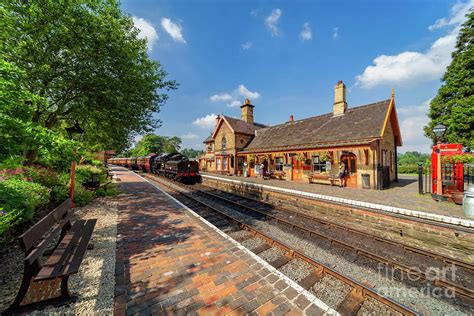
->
431, 143, 464, 194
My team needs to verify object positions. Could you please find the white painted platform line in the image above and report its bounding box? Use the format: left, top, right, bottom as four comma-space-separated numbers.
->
202, 174, 474, 228
133, 172, 339, 315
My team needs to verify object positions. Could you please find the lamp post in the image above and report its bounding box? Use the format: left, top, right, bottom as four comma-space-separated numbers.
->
65, 122, 84, 208
432, 124, 446, 196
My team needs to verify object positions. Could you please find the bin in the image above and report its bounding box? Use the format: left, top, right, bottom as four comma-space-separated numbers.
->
362, 173, 370, 189
463, 185, 474, 218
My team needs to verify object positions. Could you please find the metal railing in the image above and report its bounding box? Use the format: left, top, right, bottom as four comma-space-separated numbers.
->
418, 163, 473, 195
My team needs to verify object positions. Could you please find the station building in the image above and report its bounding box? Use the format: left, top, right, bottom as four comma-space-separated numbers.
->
199, 81, 402, 189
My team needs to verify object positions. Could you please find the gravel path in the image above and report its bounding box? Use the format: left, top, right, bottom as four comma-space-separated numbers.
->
0, 198, 118, 315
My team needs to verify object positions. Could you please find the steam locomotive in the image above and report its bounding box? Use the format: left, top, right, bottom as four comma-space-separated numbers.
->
108, 152, 200, 184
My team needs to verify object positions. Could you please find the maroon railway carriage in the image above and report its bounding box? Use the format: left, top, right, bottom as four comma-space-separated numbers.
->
136, 156, 146, 171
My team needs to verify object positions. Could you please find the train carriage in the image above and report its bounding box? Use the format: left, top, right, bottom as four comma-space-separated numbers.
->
136, 156, 146, 171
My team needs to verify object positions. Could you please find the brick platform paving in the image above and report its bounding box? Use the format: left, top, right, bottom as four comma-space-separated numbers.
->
202, 173, 468, 220
112, 168, 333, 316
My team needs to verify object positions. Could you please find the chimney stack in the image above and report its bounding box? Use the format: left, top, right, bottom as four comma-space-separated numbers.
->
333, 80, 347, 116
240, 99, 255, 124
289, 115, 294, 122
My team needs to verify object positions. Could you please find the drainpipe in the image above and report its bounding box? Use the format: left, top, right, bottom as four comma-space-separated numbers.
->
394, 142, 398, 182
376, 140, 382, 190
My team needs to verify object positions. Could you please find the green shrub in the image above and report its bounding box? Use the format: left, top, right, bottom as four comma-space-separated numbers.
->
90, 159, 104, 168
0, 208, 23, 238
397, 164, 419, 174
75, 165, 103, 183
0, 155, 24, 171
73, 185, 94, 206
95, 184, 119, 197
0, 179, 50, 221
51, 183, 69, 204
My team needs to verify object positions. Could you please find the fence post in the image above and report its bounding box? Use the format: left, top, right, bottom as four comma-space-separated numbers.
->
418, 163, 424, 194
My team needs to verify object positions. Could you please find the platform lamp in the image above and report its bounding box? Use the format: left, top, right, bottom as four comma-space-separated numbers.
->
432, 123, 446, 196
65, 122, 84, 208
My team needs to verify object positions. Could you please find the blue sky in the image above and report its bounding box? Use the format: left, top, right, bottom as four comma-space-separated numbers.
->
121, 0, 473, 153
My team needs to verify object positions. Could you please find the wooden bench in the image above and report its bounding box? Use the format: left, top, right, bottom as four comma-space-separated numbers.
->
106, 168, 114, 181
308, 173, 338, 186
270, 171, 286, 180
4, 199, 96, 314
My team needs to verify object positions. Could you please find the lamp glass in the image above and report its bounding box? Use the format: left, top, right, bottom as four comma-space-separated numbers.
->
432, 124, 446, 139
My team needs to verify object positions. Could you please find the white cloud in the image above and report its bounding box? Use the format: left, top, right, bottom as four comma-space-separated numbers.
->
209, 85, 261, 107
355, 1, 472, 89
181, 133, 198, 140
300, 23, 312, 41
161, 18, 186, 43
229, 100, 241, 107
397, 99, 432, 153
250, 9, 259, 17
193, 114, 218, 128
428, 0, 473, 31
132, 16, 158, 51
242, 41, 253, 50
332, 27, 339, 39
237, 84, 260, 99
210, 93, 233, 102
265, 9, 282, 36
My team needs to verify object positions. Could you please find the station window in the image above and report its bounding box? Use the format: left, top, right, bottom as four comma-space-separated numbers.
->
222, 157, 228, 170
275, 157, 284, 171
222, 137, 227, 150
312, 156, 327, 173
216, 158, 221, 171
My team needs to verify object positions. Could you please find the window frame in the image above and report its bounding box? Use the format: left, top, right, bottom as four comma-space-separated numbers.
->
312, 155, 327, 173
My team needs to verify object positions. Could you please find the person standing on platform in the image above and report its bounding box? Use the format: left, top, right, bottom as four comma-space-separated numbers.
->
259, 162, 264, 179
338, 161, 345, 187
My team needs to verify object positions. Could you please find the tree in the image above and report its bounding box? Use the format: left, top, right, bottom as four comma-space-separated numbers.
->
2, 0, 177, 152
130, 134, 182, 156
181, 148, 204, 158
424, 11, 474, 148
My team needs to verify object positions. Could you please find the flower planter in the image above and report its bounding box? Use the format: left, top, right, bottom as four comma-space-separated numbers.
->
451, 191, 464, 205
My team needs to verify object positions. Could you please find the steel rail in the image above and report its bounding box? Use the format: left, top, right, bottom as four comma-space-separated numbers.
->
195, 188, 474, 302
198, 183, 473, 270
148, 174, 419, 316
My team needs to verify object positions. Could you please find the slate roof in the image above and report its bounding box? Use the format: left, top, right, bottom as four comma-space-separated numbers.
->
203, 135, 214, 143
241, 100, 392, 153
223, 116, 266, 135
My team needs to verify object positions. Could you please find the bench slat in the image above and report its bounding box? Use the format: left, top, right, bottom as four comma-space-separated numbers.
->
35, 220, 85, 281
64, 219, 97, 275
19, 199, 72, 252
24, 212, 73, 265
35, 219, 96, 281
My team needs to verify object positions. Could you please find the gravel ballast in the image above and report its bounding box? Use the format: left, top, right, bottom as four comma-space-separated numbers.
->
0, 198, 118, 315
279, 259, 313, 283
189, 188, 470, 314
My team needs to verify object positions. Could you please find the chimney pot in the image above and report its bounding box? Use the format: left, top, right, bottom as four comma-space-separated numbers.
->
290, 115, 294, 122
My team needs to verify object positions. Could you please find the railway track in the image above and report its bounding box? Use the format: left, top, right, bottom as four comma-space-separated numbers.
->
193, 184, 474, 302
143, 173, 419, 315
